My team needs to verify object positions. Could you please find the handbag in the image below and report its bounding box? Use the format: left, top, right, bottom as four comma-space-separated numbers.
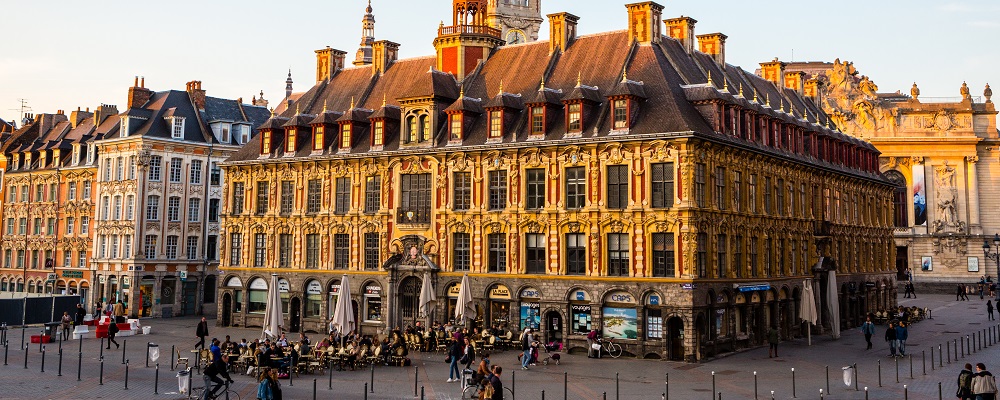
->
460, 354, 470, 365
445, 355, 452, 363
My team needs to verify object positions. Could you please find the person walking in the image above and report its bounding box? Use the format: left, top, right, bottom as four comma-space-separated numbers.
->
988, 300, 996, 321
446, 336, 462, 382
885, 321, 897, 357
74, 304, 86, 326
196, 317, 209, 350
895, 321, 908, 357
958, 363, 976, 400
106, 320, 120, 349
520, 328, 534, 369
908, 282, 917, 298
971, 363, 997, 400
586, 329, 599, 358
861, 316, 876, 350
959, 285, 966, 301
113, 300, 126, 323
767, 326, 780, 358
487, 366, 504, 400
461, 337, 476, 371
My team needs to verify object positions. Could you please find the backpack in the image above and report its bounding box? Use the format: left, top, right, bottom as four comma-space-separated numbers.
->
257, 380, 273, 399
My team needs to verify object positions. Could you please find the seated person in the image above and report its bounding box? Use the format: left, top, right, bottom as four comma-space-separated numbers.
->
276, 334, 289, 348
298, 332, 310, 347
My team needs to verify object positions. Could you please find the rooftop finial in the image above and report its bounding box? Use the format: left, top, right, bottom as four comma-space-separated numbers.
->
738, 83, 744, 97
295, 103, 300, 115
622, 67, 628, 83
322, 100, 328, 113
765, 93, 771, 107
723, 76, 729, 92
350, 96, 356, 109
707, 70, 714, 87
460, 85, 465, 98
382, 93, 387, 107
269, 107, 275, 117
498, 80, 504, 96
539, 76, 546, 91
576, 72, 582, 87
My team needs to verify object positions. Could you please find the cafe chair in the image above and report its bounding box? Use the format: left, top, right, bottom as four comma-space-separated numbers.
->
175, 348, 189, 370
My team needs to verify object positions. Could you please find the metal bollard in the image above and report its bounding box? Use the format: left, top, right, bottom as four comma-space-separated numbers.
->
947, 341, 951, 363
364, 383, 368, 400
289, 362, 294, 387
124, 359, 129, 390
939, 344, 943, 367
58, 348, 62, 376
23, 344, 28, 369
771, 390, 775, 400
370, 363, 375, 393
712, 371, 716, 399
419, 385, 424, 400
77, 348, 82, 381
895, 355, 899, 383
512, 370, 516, 398
825, 365, 830, 394
616, 372, 620, 400
155, 363, 159, 394
314, 379, 318, 400
3, 340, 7, 366
413, 366, 417, 397
41, 345, 45, 373
961, 337, 964, 358
754, 371, 758, 399
904, 384, 908, 400
666, 372, 670, 400
854, 363, 858, 391
864, 386, 869, 400
99, 356, 104, 385
792, 367, 796, 398
329, 360, 333, 390
939, 381, 943, 400
542, 390, 546, 400
931, 348, 935, 370
877, 360, 882, 387
820, 389, 824, 399
564, 371, 568, 400
122, 339, 126, 365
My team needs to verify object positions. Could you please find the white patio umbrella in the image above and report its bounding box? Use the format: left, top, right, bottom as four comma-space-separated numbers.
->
800, 278, 818, 346
262, 274, 283, 339
455, 274, 475, 325
827, 270, 841, 339
418, 271, 437, 319
331, 274, 355, 336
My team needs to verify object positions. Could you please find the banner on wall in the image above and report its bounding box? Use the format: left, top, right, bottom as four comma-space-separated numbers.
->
913, 164, 926, 226
601, 307, 638, 339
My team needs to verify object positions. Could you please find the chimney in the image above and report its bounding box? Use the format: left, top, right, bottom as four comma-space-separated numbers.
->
372, 40, 400, 75
127, 76, 153, 109
315, 46, 348, 82
625, 2, 665, 45
93, 104, 119, 126
759, 58, 786, 88
186, 80, 207, 110
547, 12, 580, 53
804, 77, 822, 99
696, 33, 727, 65
784, 71, 806, 94
70, 107, 94, 129
664, 16, 697, 52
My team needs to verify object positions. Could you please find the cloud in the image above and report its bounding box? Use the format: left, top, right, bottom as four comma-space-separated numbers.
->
968, 21, 1000, 28
938, 2, 974, 12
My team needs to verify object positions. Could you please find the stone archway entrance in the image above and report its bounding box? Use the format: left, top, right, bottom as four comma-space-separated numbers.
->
399, 276, 422, 329
667, 316, 684, 361
221, 293, 232, 327
383, 235, 440, 330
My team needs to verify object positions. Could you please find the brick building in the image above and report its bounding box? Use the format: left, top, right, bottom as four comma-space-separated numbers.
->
218, 0, 897, 361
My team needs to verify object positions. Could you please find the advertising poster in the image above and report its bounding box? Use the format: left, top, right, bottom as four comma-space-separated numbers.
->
520, 303, 540, 330
913, 165, 926, 226
601, 307, 638, 339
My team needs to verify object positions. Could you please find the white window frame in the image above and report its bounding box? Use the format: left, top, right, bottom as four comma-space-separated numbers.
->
170, 117, 185, 139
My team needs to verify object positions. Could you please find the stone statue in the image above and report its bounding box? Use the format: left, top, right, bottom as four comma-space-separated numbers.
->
858, 76, 879, 100
934, 162, 958, 226
985, 83, 993, 103
910, 83, 920, 100
960, 81, 971, 100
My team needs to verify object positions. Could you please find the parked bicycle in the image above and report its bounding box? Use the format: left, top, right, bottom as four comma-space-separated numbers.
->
601, 337, 623, 358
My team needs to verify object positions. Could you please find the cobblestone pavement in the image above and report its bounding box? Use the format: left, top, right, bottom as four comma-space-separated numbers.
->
0, 293, 998, 399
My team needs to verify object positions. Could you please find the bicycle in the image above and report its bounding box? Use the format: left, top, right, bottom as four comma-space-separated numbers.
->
190, 380, 241, 400
600, 337, 623, 358
460, 370, 515, 399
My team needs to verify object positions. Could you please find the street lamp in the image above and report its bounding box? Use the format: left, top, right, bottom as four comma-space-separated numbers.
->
981, 233, 1000, 301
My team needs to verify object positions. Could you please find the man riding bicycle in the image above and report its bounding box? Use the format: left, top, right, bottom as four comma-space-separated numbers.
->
202, 353, 234, 399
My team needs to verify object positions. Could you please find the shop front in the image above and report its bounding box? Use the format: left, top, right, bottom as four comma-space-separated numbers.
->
445, 281, 460, 324
327, 279, 341, 320
486, 283, 511, 329
518, 287, 541, 332
361, 282, 383, 335
139, 276, 155, 318
568, 288, 592, 338
601, 290, 638, 341
643, 291, 663, 344
304, 280, 324, 330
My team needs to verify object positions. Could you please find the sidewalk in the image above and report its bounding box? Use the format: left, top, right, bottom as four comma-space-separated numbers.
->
0, 293, 996, 399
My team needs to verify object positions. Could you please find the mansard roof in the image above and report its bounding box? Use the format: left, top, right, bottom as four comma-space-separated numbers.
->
107, 90, 268, 146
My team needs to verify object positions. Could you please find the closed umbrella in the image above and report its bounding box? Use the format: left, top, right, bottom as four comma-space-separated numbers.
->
800, 278, 818, 346
262, 274, 283, 339
455, 274, 475, 326
331, 275, 355, 335
418, 271, 436, 319
827, 270, 841, 339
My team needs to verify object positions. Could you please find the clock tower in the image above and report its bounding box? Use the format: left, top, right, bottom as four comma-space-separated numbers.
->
487, 0, 543, 45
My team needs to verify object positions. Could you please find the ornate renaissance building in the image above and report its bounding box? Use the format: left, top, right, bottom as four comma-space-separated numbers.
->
781, 60, 999, 285
219, 0, 896, 361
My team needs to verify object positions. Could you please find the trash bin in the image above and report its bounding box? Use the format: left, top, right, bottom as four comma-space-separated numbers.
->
43, 322, 60, 337
177, 369, 190, 393
842, 365, 854, 386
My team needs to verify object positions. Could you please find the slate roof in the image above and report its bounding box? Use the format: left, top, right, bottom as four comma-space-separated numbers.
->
105, 90, 269, 146
228, 28, 880, 180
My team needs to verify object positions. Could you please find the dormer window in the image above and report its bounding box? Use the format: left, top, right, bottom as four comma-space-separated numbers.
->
373, 121, 384, 146
449, 114, 463, 141
489, 110, 503, 139
86, 144, 96, 165
407, 116, 418, 143
168, 117, 185, 139
285, 128, 297, 153
420, 115, 431, 142
530, 107, 544, 135
212, 123, 231, 143
261, 130, 272, 154
613, 99, 628, 130
237, 125, 250, 144
404, 113, 431, 144
340, 124, 352, 150
567, 103, 582, 132
72, 145, 80, 166
120, 117, 130, 138
313, 126, 325, 151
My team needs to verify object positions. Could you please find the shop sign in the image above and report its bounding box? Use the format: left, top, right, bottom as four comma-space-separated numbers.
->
489, 284, 511, 300
605, 290, 636, 304
278, 279, 290, 293
179, 271, 187, 280
572, 290, 591, 302
329, 283, 340, 295
681, 283, 696, 290
122, 277, 130, 286
62, 271, 83, 278
647, 294, 660, 306
365, 285, 381, 295
46, 273, 57, 282
571, 304, 591, 312
249, 279, 268, 290
447, 283, 461, 298
99, 275, 106, 284
306, 281, 323, 295
736, 283, 771, 292
225, 277, 243, 287
520, 287, 540, 299
865, 281, 876, 288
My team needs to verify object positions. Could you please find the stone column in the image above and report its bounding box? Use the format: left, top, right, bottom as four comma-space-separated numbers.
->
966, 155, 981, 233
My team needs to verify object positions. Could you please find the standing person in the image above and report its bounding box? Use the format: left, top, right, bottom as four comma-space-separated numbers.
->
903, 282, 911, 298
958, 363, 975, 400
908, 282, 917, 298
488, 366, 504, 400
461, 337, 476, 371
959, 285, 966, 301
988, 300, 996, 321
195, 317, 209, 349
113, 300, 125, 323
93, 300, 103, 319
521, 329, 534, 370
972, 363, 997, 400
885, 321, 897, 358
861, 316, 876, 350
767, 326, 779, 358
446, 336, 462, 383
895, 322, 908, 357
60, 311, 73, 339
586, 329, 600, 358
74, 304, 86, 326
106, 320, 120, 349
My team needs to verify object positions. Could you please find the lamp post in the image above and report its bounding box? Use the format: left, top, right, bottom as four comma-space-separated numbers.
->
982, 234, 1000, 301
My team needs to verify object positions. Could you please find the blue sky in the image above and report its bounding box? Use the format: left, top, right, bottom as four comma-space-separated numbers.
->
1, 0, 996, 124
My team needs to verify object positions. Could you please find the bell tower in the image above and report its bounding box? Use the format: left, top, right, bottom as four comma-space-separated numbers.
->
487, 0, 543, 45
434, 0, 505, 81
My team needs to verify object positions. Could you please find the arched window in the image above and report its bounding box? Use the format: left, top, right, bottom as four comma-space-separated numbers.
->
419, 115, 431, 142
884, 170, 907, 227
407, 116, 418, 143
